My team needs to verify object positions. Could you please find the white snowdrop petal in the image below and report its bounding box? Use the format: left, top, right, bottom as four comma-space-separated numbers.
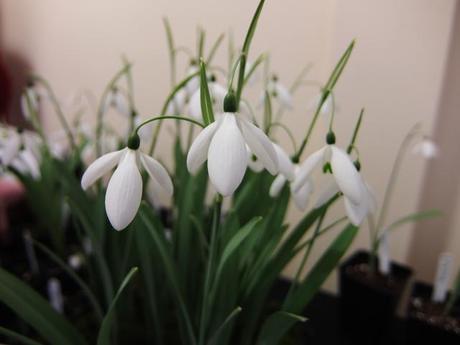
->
208, 114, 248, 196
19, 150, 40, 179
239, 118, 278, 175
274, 83, 293, 109
210, 83, 227, 114
105, 150, 143, 231
269, 174, 287, 197
2, 134, 21, 165
140, 153, 173, 196
274, 144, 294, 180
187, 120, 220, 174
292, 147, 326, 192
292, 179, 313, 211
330, 146, 363, 205
344, 197, 367, 226
314, 180, 340, 209
81, 149, 125, 190
187, 89, 203, 121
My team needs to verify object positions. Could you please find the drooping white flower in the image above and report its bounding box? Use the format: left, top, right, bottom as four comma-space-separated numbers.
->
185, 64, 200, 96
81, 144, 173, 230
187, 113, 278, 196
166, 88, 188, 115
260, 77, 293, 110
269, 144, 313, 210
293, 143, 367, 225
102, 87, 130, 117
188, 82, 227, 122
412, 138, 438, 159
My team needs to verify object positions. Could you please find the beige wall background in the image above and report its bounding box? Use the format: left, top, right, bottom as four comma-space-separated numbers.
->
1, 0, 458, 292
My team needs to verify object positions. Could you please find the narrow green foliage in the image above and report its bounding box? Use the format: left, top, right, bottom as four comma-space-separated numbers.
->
97, 267, 139, 345
199, 59, 215, 125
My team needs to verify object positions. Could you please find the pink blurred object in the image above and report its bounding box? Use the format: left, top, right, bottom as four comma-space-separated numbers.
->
0, 176, 25, 239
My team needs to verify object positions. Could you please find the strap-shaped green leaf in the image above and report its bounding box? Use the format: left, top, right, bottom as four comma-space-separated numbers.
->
199, 59, 215, 125
97, 267, 138, 345
0, 326, 44, 345
0, 267, 87, 345
256, 311, 307, 345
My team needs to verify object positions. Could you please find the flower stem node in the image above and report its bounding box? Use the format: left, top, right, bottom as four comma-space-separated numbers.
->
223, 91, 237, 113
354, 160, 361, 171
127, 133, 140, 150
326, 131, 336, 145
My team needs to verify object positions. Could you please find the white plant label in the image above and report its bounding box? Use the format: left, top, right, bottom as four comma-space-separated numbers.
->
432, 252, 453, 303
378, 230, 391, 275
47, 278, 64, 313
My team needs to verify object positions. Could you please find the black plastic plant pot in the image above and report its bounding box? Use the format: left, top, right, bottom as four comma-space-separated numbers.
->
338, 250, 412, 344
406, 281, 460, 344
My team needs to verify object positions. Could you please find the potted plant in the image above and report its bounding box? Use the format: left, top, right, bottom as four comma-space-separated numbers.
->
0, 1, 405, 343
406, 254, 460, 344
338, 124, 440, 344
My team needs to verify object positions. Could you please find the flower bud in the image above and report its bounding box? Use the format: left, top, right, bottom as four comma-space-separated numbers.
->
223, 90, 237, 113
326, 131, 336, 145
127, 133, 140, 150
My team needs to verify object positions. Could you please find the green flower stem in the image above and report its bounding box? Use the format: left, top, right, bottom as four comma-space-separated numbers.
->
266, 122, 298, 154
148, 72, 199, 155
163, 17, 177, 87
135, 115, 204, 135
198, 194, 223, 345
284, 209, 327, 306
293, 89, 329, 161
95, 64, 131, 156
23, 89, 47, 145
206, 33, 225, 65
32, 75, 76, 150
347, 108, 364, 154
375, 124, 421, 239
122, 56, 136, 134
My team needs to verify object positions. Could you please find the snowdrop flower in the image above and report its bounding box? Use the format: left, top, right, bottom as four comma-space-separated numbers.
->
412, 138, 438, 159
81, 135, 173, 230
188, 79, 227, 122
102, 87, 130, 117
187, 93, 279, 196
269, 144, 314, 210
20, 84, 40, 121
185, 63, 200, 96
260, 76, 293, 110
166, 88, 188, 115
292, 133, 366, 225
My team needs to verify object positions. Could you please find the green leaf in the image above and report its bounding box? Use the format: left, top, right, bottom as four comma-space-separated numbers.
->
256, 311, 307, 345
0, 326, 44, 345
97, 267, 139, 345
206, 33, 225, 64
215, 217, 262, 284
324, 40, 355, 92
32, 239, 104, 321
139, 204, 197, 345
235, 0, 266, 107
208, 306, 242, 345
199, 59, 215, 125
385, 209, 441, 235
283, 224, 358, 313
0, 267, 87, 345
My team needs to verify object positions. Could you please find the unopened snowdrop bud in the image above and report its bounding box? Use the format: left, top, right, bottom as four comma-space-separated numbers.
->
81, 137, 173, 230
